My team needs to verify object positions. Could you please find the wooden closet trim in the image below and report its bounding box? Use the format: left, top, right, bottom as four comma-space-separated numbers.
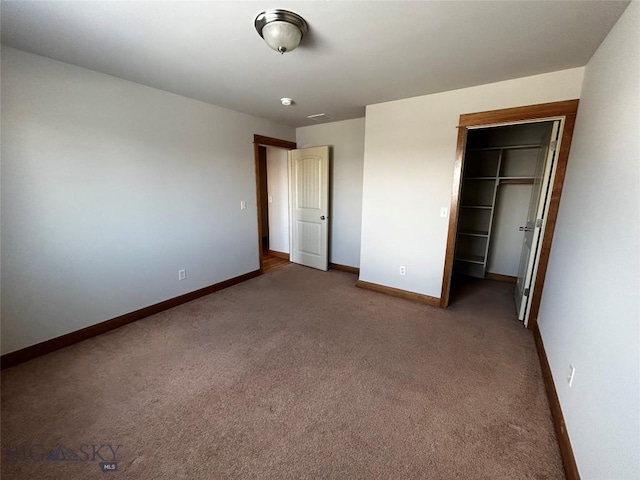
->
440, 127, 468, 306
440, 99, 579, 333
458, 100, 579, 128
254, 134, 296, 150
253, 135, 297, 273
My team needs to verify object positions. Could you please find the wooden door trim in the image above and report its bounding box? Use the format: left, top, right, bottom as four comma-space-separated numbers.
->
254, 134, 296, 150
458, 100, 579, 127
253, 135, 297, 273
440, 127, 468, 307
440, 100, 579, 333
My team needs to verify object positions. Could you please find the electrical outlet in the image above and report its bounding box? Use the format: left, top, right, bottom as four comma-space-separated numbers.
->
399, 266, 406, 276
567, 364, 575, 387
240, 201, 247, 210
178, 269, 186, 281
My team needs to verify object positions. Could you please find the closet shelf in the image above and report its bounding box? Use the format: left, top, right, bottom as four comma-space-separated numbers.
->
458, 231, 489, 237
461, 205, 493, 209
499, 176, 535, 185
462, 176, 535, 185
467, 144, 541, 152
455, 255, 485, 265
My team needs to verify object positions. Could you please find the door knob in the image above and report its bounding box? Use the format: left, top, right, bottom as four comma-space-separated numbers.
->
320, 216, 326, 220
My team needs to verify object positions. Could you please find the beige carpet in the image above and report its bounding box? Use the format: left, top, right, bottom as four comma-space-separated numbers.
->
1, 265, 564, 479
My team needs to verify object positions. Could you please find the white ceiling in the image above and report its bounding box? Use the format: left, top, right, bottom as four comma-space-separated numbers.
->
0, 1, 629, 127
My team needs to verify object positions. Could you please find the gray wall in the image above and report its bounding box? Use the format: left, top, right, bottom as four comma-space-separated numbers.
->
537, 3, 639, 478
1, 47, 295, 354
296, 118, 365, 268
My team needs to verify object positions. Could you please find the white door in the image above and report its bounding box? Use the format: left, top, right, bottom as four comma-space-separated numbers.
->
514, 120, 561, 322
289, 146, 329, 271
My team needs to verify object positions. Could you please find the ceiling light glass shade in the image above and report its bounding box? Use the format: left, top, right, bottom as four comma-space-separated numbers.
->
262, 21, 302, 53
255, 9, 308, 54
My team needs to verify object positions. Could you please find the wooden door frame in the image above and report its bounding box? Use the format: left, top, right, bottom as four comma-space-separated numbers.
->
439, 100, 579, 330
253, 134, 297, 273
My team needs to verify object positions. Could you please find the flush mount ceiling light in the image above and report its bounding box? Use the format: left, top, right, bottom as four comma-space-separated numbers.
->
255, 9, 308, 54
280, 98, 293, 106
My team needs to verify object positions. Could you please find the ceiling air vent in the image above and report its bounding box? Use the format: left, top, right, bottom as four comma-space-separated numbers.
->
307, 113, 334, 122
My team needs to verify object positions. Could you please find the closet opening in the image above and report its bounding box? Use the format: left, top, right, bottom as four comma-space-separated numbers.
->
450, 120, 557, 323
440, 99, 579, 330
